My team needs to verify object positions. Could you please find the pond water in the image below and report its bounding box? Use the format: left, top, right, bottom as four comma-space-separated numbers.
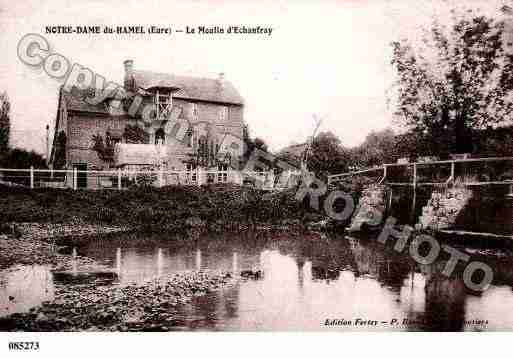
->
2, 230, 513, 331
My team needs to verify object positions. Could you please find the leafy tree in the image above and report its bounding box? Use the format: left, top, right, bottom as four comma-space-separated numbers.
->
254, 137, 268, 152
307, 131, 351, 179
0, 92, 10, 155
91, 132, 115, 163
477, 125, 513, 156
1, 148, 48, 185
183, 124, 220, 169
391, 9, 513, 154
351, 128, 398, 167
2, 148, 47, 169
53, 131, 67, 169
123, 124, 149, 144
242, 123, 270, 164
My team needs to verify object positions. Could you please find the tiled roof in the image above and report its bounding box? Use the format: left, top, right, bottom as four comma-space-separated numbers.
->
59, 68, 244, 115
278, 143, 308, 157
132, 70, 244, 105
61, 89, 109, 114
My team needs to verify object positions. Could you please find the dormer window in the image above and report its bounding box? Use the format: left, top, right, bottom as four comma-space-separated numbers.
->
219, 106, 228, 121
154, 90, 172, 120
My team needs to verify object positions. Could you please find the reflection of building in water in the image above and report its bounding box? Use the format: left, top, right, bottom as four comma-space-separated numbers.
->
115, 247, 172, 283
0, 265, 55, 317
157, 248, 163, 278
296, 258, 305, 289
71, 247, 77, 275
115, 247, 122, 277
232, 252, 238, 274
195, 249, 202, 271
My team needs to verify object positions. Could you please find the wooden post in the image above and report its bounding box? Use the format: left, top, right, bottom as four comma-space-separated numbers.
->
450, 161, 455, 182
386, 187, 393, 217
379, 165, 388, 184
411, 163, 417, 223
73, 167, 78, 190
118, 168, 122, 190
412, 163, 417, 188
30, 167, 34, 189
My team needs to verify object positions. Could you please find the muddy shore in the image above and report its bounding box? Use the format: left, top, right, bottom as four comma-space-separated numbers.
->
0, 271, 233, 331
0, 223, 234, 331
0, 222, 130, 269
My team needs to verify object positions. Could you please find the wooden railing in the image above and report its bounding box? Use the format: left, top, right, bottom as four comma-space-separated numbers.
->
0, 167, 288, 191
327, 156, 513, 187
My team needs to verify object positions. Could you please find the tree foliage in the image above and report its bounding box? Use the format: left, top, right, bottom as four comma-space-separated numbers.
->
91, 132, 115, 163
123, 124, 149, 144
183, 123, 221, 169
351, 128, 398, 168
242, 123, 269, 162
391, 9, 513, 153
1, 148, 47, 169
307, 131, 351, 179
53, 131, 67, 170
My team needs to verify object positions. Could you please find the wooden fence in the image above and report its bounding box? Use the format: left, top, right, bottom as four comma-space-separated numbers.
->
0, 167, 298, 191
327, 156, 513, 188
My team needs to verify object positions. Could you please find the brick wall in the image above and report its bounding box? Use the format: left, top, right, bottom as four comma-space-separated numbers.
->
67, 114, 127, 169
172, 99, 244, 158
64, 98, 244, 172
173, 99, 243, 138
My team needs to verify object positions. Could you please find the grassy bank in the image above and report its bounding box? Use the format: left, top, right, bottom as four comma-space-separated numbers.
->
0, 184, 323, 231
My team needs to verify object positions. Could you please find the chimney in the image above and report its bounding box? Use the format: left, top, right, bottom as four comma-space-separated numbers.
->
124, 59, 134, 90
217, 72, 225, 89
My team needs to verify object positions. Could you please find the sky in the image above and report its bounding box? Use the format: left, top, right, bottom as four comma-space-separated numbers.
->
0, 0, 509, 157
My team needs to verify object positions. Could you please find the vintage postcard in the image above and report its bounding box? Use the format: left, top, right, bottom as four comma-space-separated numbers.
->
1, 0, 513, 350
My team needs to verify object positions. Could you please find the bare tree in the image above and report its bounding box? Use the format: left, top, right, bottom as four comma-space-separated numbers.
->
0, 91, 10, 154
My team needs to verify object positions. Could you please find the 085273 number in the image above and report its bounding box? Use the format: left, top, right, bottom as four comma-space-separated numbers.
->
8, 341, 40, 351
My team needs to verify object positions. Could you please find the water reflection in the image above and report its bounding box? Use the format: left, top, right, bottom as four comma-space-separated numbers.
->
157, 248, 163, 278
0, 265, 54, 317
195, 249, 201, 271
1, 230, 513, 331
72, 231, 513, 331
71, 247, 77, 276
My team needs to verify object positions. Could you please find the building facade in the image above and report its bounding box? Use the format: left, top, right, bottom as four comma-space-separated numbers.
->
49, 60, 245, 188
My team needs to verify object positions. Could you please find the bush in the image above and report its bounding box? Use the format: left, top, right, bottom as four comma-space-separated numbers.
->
0, 183, 324, 230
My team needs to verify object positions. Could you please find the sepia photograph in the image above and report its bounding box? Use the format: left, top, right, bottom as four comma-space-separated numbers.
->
1, 0, 513, 354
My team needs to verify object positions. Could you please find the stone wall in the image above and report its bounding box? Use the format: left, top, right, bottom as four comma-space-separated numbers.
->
417, 186, 473, 230
348, 185, 387, 231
